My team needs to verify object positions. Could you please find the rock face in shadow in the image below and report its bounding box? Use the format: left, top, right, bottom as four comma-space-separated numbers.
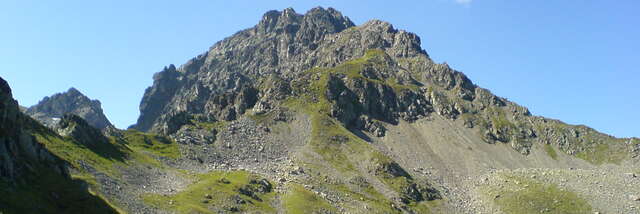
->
26, 87, 113, 130
0, 77, 118, 213
54, 114, 127, 163
0, 77, 67, 180
56, 114, 110, 146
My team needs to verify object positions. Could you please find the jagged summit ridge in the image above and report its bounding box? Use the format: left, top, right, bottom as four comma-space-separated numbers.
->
27, 87, 113, 130
134, 7, 433, 133
257, 7, 354, 36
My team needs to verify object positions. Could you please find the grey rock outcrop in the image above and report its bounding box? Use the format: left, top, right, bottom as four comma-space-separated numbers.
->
27, 87, 113, 130
56, 114, 111, 147
134, 7, 430, 135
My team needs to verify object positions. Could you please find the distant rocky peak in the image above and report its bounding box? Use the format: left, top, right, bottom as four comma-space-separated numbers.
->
26, 87, 113, 130
29, 87, 95, 116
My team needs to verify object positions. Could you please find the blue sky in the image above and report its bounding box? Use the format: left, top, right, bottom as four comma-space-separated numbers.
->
1, 0, 638, 137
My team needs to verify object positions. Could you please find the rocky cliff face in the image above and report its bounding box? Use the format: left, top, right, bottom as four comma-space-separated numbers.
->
134, 7, 427, 134
27, 87, 113, 130
0, 77, 67, 180
0, 77, 118, 213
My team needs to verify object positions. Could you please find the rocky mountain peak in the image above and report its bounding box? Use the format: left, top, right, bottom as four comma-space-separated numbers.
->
3, 8, 640, 214
132, 7, 636, 166
257, 7, 354, 36
134, 7, 436, 133
26, 87, 113, 130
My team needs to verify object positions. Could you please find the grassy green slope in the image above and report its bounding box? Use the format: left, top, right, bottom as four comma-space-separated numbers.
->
284, 50, 440, 213
143, 170, 277, 214
480, 174, 592, 214
4, 121, 182, 213
1, 120, 119, 213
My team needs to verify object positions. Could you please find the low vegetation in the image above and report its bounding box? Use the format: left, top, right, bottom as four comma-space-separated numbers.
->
537, 121, 629, 165
34, 127, 183, 178
544, 144, 558, 160
326, 182, 399, 213
143, 170, 276, 214
481, 174, 592, 214
0, 167, 117, 214
122, 129, 180, 160
283, 50, 441, 213
576, 142, 627, 165
34, 131, 127, 177
283, 184, 336, 214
